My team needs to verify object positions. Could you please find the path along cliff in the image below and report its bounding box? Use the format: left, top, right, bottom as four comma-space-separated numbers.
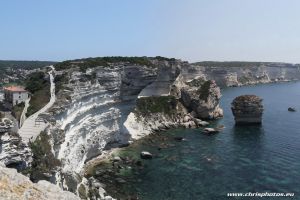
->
18, 66, 56, 143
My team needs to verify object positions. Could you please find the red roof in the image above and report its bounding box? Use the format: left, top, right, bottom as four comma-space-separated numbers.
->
4, 86, 27, 92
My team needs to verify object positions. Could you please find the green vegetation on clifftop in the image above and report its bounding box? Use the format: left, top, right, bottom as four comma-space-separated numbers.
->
54, 56, 177, 71
0, 60, 56, 70
55, 56, 154, 71
134, 96, 177, 117
25, 72, 50, 117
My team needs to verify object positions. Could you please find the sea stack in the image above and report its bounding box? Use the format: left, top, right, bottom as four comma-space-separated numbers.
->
231, 95, 263, 125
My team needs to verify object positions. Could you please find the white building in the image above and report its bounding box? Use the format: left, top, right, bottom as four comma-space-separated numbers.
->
4, 86, 29, 106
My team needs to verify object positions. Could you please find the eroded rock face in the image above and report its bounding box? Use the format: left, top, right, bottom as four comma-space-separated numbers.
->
0, 165, 80, 200
0, 132, 32, 170
231, 95, 263, 124
180, 80, 223, 119
49, 64, 157, 176
184, 62, 300, 88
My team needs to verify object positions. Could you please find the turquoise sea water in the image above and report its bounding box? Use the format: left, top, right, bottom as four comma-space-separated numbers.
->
99, 82, 300, 200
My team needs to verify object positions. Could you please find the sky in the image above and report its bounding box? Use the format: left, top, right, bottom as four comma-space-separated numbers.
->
1, 0, 300, 63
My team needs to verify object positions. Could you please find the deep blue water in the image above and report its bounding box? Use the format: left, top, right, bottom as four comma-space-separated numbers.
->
100, 82, 300, 200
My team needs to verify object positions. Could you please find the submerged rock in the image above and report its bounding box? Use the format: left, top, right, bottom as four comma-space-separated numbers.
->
231, 95, 263, 125
174, 136, 185, 141
140, 151, 153, 159
203, 128, 219, 134
288, 107, 296, 112
194, 119, 209, 127
115, 177, 126, 184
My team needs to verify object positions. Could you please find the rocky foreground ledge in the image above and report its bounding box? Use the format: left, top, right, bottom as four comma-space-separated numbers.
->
0, 164, 79, 200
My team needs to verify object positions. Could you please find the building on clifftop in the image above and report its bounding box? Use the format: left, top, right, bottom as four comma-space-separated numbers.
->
3, 86, 29, 106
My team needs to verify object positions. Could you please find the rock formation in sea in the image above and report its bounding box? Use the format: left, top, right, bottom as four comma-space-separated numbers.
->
288, 107, 296, 112
231, 95, 264, 124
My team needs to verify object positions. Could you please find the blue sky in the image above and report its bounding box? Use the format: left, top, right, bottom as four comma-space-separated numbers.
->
1, 0, 300, 62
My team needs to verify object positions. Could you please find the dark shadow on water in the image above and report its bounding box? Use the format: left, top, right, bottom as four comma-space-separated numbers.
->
230, 124, 269, 192
233, 124, 265, 138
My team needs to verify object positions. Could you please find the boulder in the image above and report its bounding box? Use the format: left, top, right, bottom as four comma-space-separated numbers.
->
112, 156, 122, 162
174, 136, 184, 141
194, 119, 209, 127
115, 177, 126, 184
288, 107, 296, 112
140, 151, 153, 159
203, 128, 219, 134
183, 115, 192, 122
231, 95, 263, 125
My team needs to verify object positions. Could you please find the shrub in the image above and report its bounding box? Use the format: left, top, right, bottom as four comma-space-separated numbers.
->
198, 80, 212, 101
25, 71, 48, 93
24, 131, 61, 182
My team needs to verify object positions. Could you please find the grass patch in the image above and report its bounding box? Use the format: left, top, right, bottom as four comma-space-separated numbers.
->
134, 96, 177, 118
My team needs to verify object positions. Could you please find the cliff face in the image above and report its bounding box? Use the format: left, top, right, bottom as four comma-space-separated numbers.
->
0, 132, 32, 170
40, 58, 300, 195
186, 62, 300, 87
49, 64, 157, 177
180, 80, 223, 119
